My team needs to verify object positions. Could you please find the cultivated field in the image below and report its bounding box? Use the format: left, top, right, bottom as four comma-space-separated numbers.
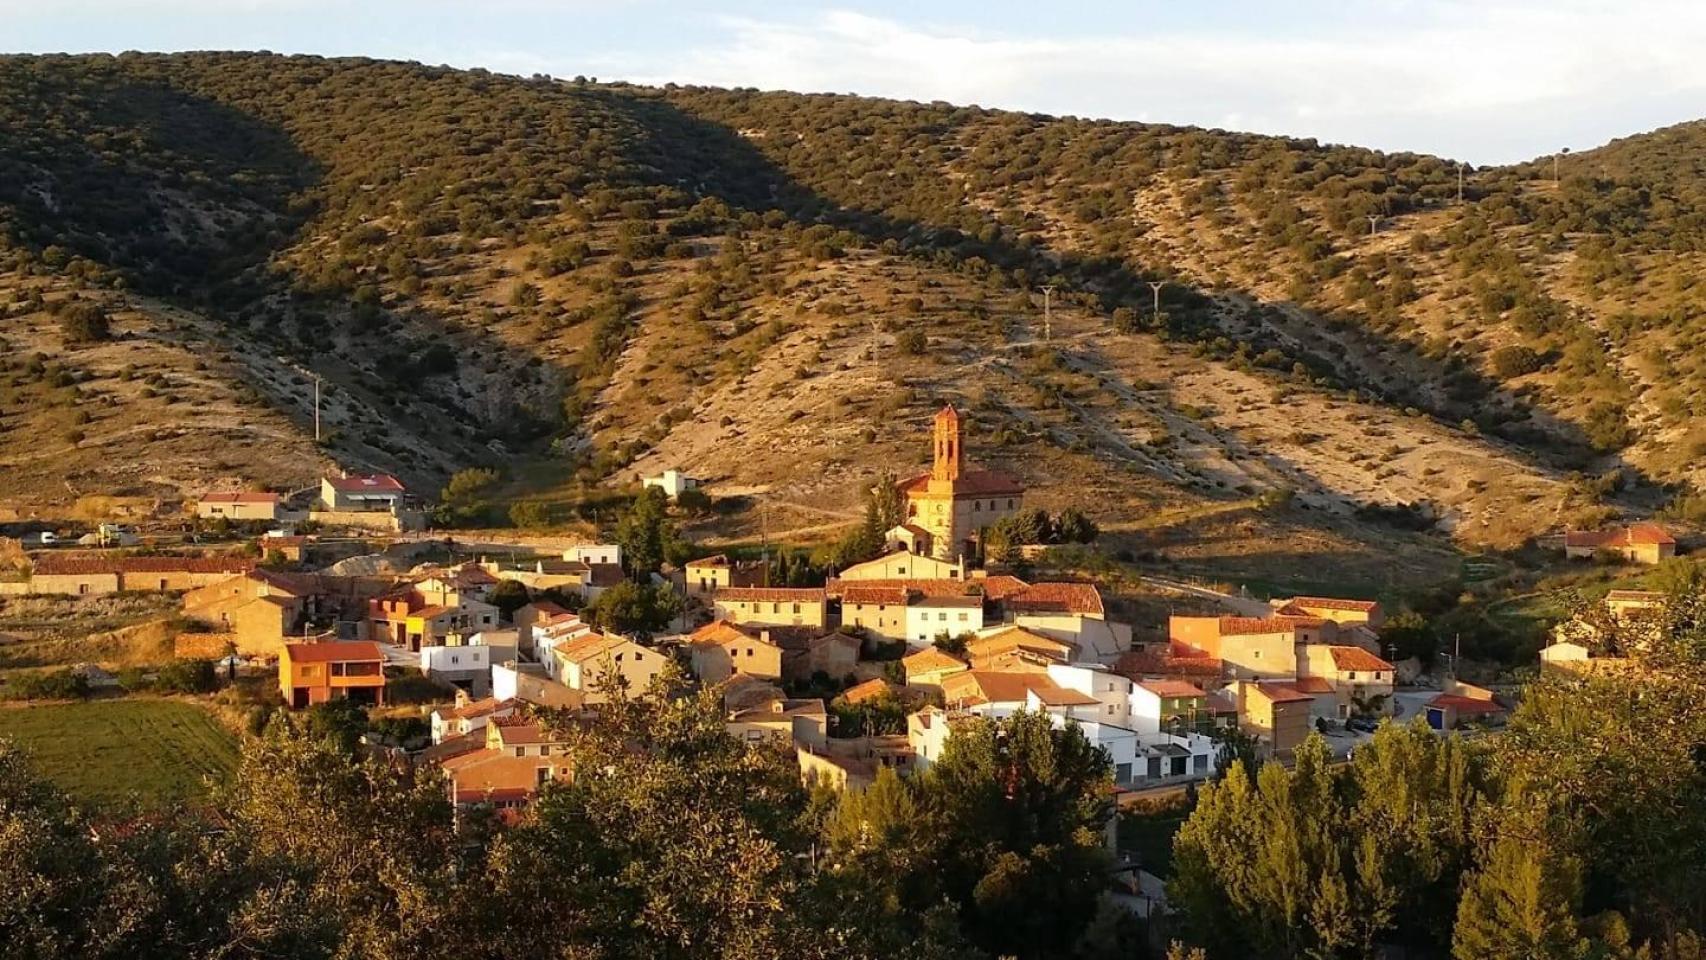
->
0, 697, 238, 807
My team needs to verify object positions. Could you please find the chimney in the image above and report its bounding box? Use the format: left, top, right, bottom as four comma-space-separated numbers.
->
454, 688, 470, 709
760, 629, 771, 644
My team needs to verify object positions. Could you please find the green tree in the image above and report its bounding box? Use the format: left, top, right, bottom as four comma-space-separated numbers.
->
581, 580, 683, 638
508, 499, 551, 529
613, 487, 685, 576
1454, 818, 1588, 960
923, 710, 1114, 958
487, 578, 530, 618
436, 467, 500, 527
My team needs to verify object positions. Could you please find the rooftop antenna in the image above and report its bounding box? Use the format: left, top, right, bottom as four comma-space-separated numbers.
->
1147, 281, 1164, 325
1040, 284, 1055, 342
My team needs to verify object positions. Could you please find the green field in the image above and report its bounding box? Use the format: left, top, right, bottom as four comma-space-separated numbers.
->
0, 698, 239, 807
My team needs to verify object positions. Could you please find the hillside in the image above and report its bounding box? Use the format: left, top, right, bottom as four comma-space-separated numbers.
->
3, 52, 1702, 562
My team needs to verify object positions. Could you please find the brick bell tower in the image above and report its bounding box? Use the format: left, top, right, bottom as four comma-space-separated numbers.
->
931, 405, 963, 483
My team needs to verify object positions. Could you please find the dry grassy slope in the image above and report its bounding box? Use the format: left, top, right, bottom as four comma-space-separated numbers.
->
0, 273, 324, 512
982, 156, 1701, 489
622, 244, 1571, 551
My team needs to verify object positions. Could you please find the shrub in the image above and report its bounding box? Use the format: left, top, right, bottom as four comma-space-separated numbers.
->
156, 658, 219, 694
58, 301, 110, 342
1490, 344, 1543, 378
897, 328, 927, 355
9, 669, 92, 700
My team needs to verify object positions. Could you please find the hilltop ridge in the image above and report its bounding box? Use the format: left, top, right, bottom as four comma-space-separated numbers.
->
2, 52, 1701, 561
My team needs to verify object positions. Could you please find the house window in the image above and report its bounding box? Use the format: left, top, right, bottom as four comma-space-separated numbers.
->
772, 603, 780, 614
1348, 671, 1357, 681
450, 655, 460, 665
792, 603, 801, 614
633, 651, 642, 662
514, 747, 524, 757
957, 613, 968, 622
1007, 499, 1015, 509
973, 501, 981, 512
79, 584, 89, 595
938, 612, 947, 622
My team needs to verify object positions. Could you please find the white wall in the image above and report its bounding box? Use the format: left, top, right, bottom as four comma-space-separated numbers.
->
904, 603, 984, 646
1046, 663, 1134, 727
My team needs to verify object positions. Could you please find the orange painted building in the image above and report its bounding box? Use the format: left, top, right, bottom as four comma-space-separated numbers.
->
279, 640, 386, 709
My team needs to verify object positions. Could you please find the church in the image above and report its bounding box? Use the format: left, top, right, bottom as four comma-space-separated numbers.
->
896, 405, 1026, 562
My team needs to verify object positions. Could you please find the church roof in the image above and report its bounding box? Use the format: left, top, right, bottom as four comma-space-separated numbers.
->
897, 469, 1026, 498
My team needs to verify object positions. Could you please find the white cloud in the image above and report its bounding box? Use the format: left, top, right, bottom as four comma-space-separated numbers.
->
626, 3, 1706, 163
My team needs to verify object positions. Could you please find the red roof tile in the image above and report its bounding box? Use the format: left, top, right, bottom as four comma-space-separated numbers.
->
284, 640, 384, 663
896, 469, 1026, 498
1251, 682, 1315, 704
1006, 582, 1104, 616
1216, 615, 1324, 635
325, 473, 405, 494
34, 554, 254, 577
1324, 645, 1394, 672
1566, 522, 1676, 548
1292, 676, 1335, 694
1279, 596, 1380, 613
717, 587, 827, 604
1136, 680, 1206, 699
1428, 694, 1506, 715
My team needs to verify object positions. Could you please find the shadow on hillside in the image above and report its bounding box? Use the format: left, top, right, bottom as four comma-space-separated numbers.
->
0, 66, 542, 486
587, 88, 1621, 487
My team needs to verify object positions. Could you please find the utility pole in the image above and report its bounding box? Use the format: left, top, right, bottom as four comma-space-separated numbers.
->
1554, 147, 1569, 185
1457, 163, 1465, 204
313, 373, 322, 443
1147, 280, 1164, 325
1040, 284, 1054, 342
1366, 214, 1381, 237
760, 502, 770, 588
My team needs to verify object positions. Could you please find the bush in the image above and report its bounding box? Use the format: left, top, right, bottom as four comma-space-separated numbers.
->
1490, 344, 1543, 378
8, 669, 92, 700
58, 301, 110, 342
897, 328, 927, 355
156, 658, 218, 694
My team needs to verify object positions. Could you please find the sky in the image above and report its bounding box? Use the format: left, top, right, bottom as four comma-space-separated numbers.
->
5, 0, 1705, 165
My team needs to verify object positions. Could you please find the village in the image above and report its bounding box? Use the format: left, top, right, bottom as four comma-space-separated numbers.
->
16, 403, 1663, 820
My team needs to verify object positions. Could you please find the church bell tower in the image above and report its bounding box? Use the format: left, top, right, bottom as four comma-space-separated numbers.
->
931, 405, 963, 483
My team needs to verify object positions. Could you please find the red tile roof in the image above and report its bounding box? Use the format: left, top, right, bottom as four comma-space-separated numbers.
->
896, 469, 1026, 498
839, 678, 897, 704
941, 670, 1098, 707
1136, 680, 1206, 699
1006, 582, 1105, 616
284, 640, 384, 663
1216, 615, 1324, 636
1428, 693, 1506, 715
1566, 522, 1676, 548
1250, 682, 1315, 704
827, 578, 989, 599
34, 554, 254, 576
1115, 648, 1224, 679
717, 587, 827, 604
325, 473, 405, 494
686, 554, 730, 568
1292, 676, 1335, 694
1278, 596, 1380, 613
200, 491, 280, 504
1324, 645, 1394, 672
840, 585, 911, 605
902, 647, 969, 675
